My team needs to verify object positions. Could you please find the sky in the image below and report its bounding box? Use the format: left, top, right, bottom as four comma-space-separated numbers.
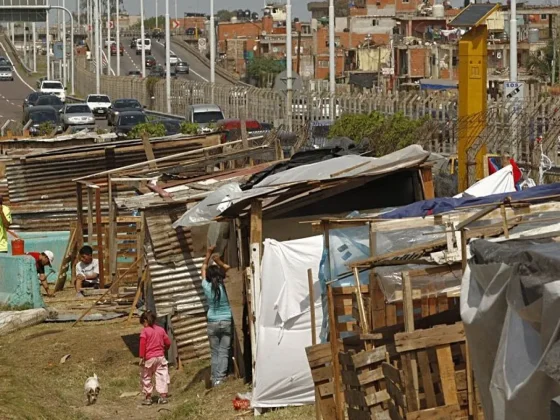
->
122, 0, 310, 22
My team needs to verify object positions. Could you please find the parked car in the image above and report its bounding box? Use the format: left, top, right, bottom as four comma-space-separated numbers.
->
176, 61, 189, 74
169, 53, 179, 65
39, 80, 66, 102
114, 111, 147, 138
110, 43, 124, 56
60, 103, 95, 131
187, 104, 224, 131
145, 55, 156, 68
216, 119, 263, 143
24, 106, 63, 135
107, 98, 144, 126
86, 94, 112, 118
156, 119, 181, 135
148, 65, 165, 78
128, 70, 142, 77
34, 94, 64, 113
23, 91, 50, 113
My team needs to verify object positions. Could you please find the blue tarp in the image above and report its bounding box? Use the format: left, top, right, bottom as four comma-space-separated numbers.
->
419, 78, 458, 91
381, 183, 560, 219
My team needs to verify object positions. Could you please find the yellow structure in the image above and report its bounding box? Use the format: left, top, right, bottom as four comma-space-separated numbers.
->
451, 3, 500, 191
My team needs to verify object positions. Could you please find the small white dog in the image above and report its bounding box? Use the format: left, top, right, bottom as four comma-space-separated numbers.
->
84, 373, 100, 405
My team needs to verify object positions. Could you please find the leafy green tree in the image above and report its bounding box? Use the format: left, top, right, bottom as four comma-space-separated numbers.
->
328, 111, 429, 156
216, 9, 235, 22
525, 40, 554, 82
38, 121, 56, 136
128, 122, 166, 139
180, 121, 199, 135
78, 0, 124, 25
246, 57, 285, 86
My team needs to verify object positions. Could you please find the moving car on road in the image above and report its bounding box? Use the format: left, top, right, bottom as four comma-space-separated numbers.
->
136, 38, 151, 55
23, 91, 50, 113
114, 111, 147, 138
35, 94, 64, 113
107, 98, 144, 126
127, 70, 142, 77
169, 53, 179, 65
175, 61, 189, 74
86, 94, 112, 118
60, 103, 95, 131
24, 106, 63, 136
110, 43, 124, 56
39, 80, 66, 102
148, 65, 164, 78
145, 55, 156, 68
0, 56, 11, 66
130, 38, 136, 49
0, 65, 13, 81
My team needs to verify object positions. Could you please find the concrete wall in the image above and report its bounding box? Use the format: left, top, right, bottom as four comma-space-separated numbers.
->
7, 231, 70, 284
0, 255, 44, 309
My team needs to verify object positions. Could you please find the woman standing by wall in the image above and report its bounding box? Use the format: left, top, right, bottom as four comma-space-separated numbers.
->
201, 245, 232, 387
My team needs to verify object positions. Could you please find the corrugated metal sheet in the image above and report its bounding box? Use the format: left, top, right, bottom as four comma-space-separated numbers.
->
145, 210, 210, 362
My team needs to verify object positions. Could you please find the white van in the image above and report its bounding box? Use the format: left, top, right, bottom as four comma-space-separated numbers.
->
135, 38, 151, 55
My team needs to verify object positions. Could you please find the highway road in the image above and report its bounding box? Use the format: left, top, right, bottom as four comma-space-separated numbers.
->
0, 40, 36, 122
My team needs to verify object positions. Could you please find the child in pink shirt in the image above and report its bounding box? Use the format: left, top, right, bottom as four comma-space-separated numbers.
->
139, 311, 171, 405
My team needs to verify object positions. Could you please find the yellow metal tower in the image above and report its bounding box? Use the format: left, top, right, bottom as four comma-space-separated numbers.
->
451, 4, 500, 191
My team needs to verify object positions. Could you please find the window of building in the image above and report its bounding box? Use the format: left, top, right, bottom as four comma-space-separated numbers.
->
402, 0, 409, 3
541, 14, 548, 20
372, 19, 378, 26
318, 60, 329, 68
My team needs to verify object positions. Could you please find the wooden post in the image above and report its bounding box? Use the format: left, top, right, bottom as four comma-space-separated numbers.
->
136, 214, 145, 285
87, 186, 94, 245
76, 183, 84, 249
141, 133, 157, 168
461, 228, 468, 273
249, 199, 263, 402
108, 175, 117, 285
420, 166, 435, 200
327, 284, 343, 420
500, 204, 510, 238
402, 271, 414, 333
307, 268, 321, 420
296, 30, 302, 74
95, 187, 105, 289
352, 266, 369, 334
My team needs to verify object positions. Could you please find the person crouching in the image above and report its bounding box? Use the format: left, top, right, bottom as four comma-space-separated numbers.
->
139, 311, 171, 406
75, 245, 100, 298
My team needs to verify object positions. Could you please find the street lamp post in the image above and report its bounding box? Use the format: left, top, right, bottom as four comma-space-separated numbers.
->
95, 0, 101, 92
32, 22, 37, 72
210, 0, 215, 101
155, 0, 158, 29
62, 0, 67, 84
286, 0, 292, 132
140, 0, 146, 77
23, 23, 27, 66
165, 0, 171, 113
106, 0, 111, 75
46, 12, 51, 79
116, 0, 120, 75
328, 0, 335, 120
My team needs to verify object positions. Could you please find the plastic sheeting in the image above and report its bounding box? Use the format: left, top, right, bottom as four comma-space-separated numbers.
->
172, 183, 242, 229
454, 165, 515, 198
461, 239, 560, 420
252, 236, 323, 408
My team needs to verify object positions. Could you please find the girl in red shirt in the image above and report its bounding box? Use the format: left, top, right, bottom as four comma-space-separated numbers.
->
139, 311, 171, 405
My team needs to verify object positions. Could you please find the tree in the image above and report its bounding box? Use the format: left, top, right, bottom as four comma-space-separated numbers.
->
78, 0, 125, 25
525, 40, 554, 82
216, 9, 235, 22
246, 57, 285, 86
328, 111, 430, 156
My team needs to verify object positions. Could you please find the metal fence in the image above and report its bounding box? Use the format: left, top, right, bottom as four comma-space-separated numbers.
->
75, 58, 560, 177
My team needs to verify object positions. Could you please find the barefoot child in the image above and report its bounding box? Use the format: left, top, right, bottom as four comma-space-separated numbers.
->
139, 311, 171, 405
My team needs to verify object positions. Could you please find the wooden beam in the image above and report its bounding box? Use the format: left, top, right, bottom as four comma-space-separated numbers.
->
420, 166, 435, 200
307, 268, 321, 420
142, 133, 157, 169
76, 183, 84, 249
327, 284, 344, 420
87, 187, 94, 246
95, 188, 105, 289
402, 271, 414, 333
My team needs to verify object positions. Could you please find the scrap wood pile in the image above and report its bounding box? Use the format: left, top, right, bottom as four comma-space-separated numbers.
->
305, 194, 560, 420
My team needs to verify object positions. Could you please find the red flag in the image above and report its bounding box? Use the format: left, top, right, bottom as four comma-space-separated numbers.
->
509, 159, 522, 184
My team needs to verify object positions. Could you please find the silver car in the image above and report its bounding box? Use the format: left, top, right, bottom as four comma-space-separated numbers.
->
0, 65, 13, 81
61, 103, 96, 131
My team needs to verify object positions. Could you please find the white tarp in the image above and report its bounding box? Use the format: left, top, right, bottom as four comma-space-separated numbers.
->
252, 236, 324, 408
454, 165, 515, 199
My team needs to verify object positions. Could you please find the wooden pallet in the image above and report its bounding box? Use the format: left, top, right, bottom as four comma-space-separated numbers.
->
382, 322, 482, 420
339, 346, 391, 420
306, 342, 338, 420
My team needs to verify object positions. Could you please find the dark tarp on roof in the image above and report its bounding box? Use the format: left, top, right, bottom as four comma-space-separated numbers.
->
381, 183, 560, 219
241, 146, 359, 190
349, 72, 377, 89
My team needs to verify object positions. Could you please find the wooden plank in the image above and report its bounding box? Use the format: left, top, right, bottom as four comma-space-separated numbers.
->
351, 346, 387, 370
364, 389, 390, 407
402, 272, 414, 333
420, 166, 435, 200
387, 399, 405, 420
395, 323, 465, 353
417, 349, 437, 408
436, 345, 459, 406
401, 353, 420, 412
142, 134, 157, 168
407, 404, 464, 420
381, 362, 401, 386
306, 342, 332, 360
333, 285, 369, 295
54, 224, 77, 292
357, 366, 384, 386
318, 381, 334, 397
386, 304, 397, 327
353, 266, 370, 334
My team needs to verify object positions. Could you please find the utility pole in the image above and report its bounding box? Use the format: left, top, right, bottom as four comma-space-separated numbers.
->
165, 0, 171, 113
63, 0, 67, 84
286, 0, 293, 131
510, 0, 517, 81
329, 0, 335, 119
46, 13, 51, 79
95, 0, 101, 92
210, 0, 215, 101
23, 23, 27, 66
32, 22, 37, 72
106, 0, 111, 75
116, 0, 120, 75
140, 0, 146, 77
155, 0, 158, 29
296, 29, 301, 74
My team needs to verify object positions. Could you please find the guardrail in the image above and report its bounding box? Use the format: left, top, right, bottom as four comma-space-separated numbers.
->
3, 34, 34, 76
66, 95, 186, 121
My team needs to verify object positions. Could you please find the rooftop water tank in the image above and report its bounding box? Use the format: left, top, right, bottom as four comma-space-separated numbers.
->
528, 28, 540, 43
432, 4, 445, 18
